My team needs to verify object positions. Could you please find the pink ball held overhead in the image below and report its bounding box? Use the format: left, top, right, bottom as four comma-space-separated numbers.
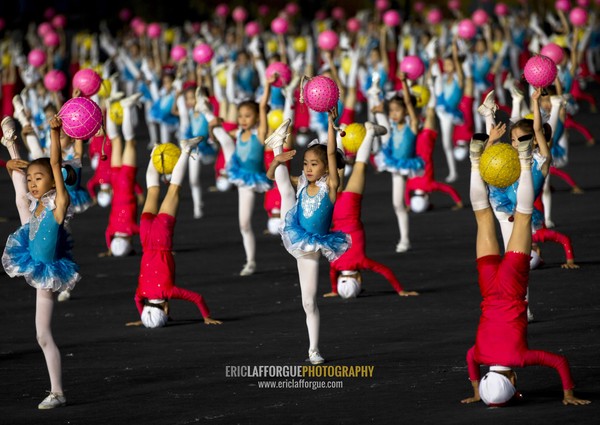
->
318, 30, 339, 51
28, 49, 47, 68
457, 19, 477, 40
192, 43, 214, 64
400, 56, 425, 81
302, 76, 340, 112
245, 21, 260, 37
58, 97, 103, 140
170, 45, 187, 62
265, 62, 292, 88
524, 55, 558, 88
72, 68, 102, 97
271, 17, 289, 35
540, 43, 565, 65
44, 70, 67, 92
383, 10, 401, 27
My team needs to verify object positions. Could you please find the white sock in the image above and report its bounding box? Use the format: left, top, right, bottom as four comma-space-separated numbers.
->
106, 111, 120, 140
356, 129, 374, 164
146, 155, 160, 188
469, 166, 490, 211
170, 148, 190, 186
122, 104, 135, 141
515, 167, 534, 215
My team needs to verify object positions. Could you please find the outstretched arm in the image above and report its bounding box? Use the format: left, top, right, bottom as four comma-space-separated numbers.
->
327, 109, 340, 200
531, 88, 551, 176
49, 117, 69, 224
399, 72, 419, 134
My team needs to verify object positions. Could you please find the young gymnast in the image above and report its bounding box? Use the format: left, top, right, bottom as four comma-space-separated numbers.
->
127, 138, 221, 328
373, 73, 424, 253
323, 121, 418, 298
265, 109, 350, 365
461, 131, 590, 407
2, 115, 80, 409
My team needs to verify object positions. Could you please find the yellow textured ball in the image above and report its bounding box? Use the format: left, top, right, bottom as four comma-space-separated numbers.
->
83, 36, 93, 50
266, 39, 278, 54
267, 109, 283, 131
2, 53, 11, 68
98, 79, 112, 98
164, 28, 175, 44
480, 143, 521, 188
410, 85, 430, 109
293, 37, 307, 53
216, 68, 227, 88
109, 102, 124, 125
341, 56, 352, 75
341, 123, 366, 154
152, 143, 181, 175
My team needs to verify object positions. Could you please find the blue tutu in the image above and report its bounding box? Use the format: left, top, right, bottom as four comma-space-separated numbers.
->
149, 92, 179, 126
374, 125, 425, 176
2, 195, 80, 293
227, 153, 272, 192
551, 141, 567, 168
280, 175, 350, 262
64, 166, 92, 213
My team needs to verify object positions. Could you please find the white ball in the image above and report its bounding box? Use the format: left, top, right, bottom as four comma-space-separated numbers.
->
454, 144, 469, 161
110, 236, 132, 257
530, 250, 542, 270
337, 276, 361, 299
97, 190, 112, 208
216, 176, 232, 192
141, 305, 168, 328
267, 217, 281, 235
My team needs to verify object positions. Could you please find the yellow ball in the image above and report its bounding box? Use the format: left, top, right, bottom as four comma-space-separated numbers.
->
83, 36, 93, 50
266, 39, 278, 54
341, 123, 366, 154
492, 41, 503, 54
402, 36, 412, 51
98, 79, 112, 98
523, 113, 534, 120
410, 85, 431, 109
480, 143, 521, 188
293, 37, 307, 53
267, 109, 284, 131
553, 35, 567, 48
216, 68, 227, 88
109, 102, 124, 125
2, 53, 11, 68
152, 143, 182, 175
164, 28, 175, 44
341, 56, 352, 75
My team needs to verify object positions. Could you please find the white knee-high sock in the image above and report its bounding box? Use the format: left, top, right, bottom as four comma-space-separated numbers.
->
238, 187, 256, 263
273, 154, 295, 219
439, 113, 457, 178
122, 104, 135, 141
6, 146, 31, 224
105, 109, 120, 140
469, 162, 490, 211
297, 252, 321, 352
212, 127, 235, 163
146, 153, 160, 188
515, 165, 534, 215
356, 129, 375, 164
392, 174, 409, 245
484, 113, 496, 136
36, 289, 62, 394
542, 174, 552, 224
188, 156, 202, 213
510, 96, 523, 123
170, 146, 191, 186
26, 134, 45, 159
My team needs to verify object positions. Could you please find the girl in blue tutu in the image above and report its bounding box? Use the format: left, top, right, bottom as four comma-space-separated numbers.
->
265, 108, 350, 365
373, 72, 424, 253
2, 115, 80, 409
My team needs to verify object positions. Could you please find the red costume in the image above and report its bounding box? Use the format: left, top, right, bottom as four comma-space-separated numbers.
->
105, 165, 139, 248
135, 213, 210, 317
329, 192, 404, 293
466, 252, 575, 390
406, 128, 462, 205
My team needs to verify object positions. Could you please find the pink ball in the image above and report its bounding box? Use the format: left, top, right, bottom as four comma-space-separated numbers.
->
271, 17, 289, 35
332, 7, 345, 21
400, 56, 425, 80
258, 5, 270, 16
44, 70, 67, 92
52, 14, 66, 29
133, 22, 146, 37
147, 23, 162, 39
472, 9, 488, 26
266, 62, 292, 88
494, 3, 510, 16
170, 45, 187, 62
119, 8, 132, 22
577, 0, 589, 6
303, 76, 340, 112
72, 68, 102, 97
59, 97, 103, 140
318, 30, 339, 51
448, 0, 461, 11
524, 55, 558, 88
43, 31, 60, 48
285, 3, 300, 16
315, 10, 327, 21
44, 7, 56, 20
192, 43, 214, 64
232, 6, 248, 23
540, 43, 565, 64
346, 18, 361, 33
569, 7, 588, 26
555, 0, 571, 12
457, 19, 477, 40
28, 49, 47, 67
38, 22, 53, 37
376, 0, 391, 11
414, 1, 426, 13
216, 4, 229, 18
245, 21, 260, 37
130, 17, 144, 29
427, 8, 443, 25
383, 10, 401, 27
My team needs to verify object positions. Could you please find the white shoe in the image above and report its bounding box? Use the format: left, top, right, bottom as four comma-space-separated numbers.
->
517, 134, 533, 161
307, 350, 325, 365
57, 290, 71, 302
445, 174, 458, 183
181, 136, 204, 154
527, 307, 534, 323
240, 261, 256, 276
364, 121, 387, 137
12, 95, 30, 127
193, 205, 203, 219
502, 74, 514, 91
510, 84, 524, 101
120, 92, 142, 109
108, 91, 125, 103
469, 134, 488, 160
1, 116, 17, 147
545, 219, 555, 229
264, 119, 291, 150
395, 240, 411, 253
195, 89, 211, 114
38, 392, 66, 410
476, 90, 498, 117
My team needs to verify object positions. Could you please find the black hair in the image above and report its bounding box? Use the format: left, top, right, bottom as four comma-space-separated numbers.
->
305, 144, 345, 170
26, 158, 77, 185
237, 100, 259, 115
389, 94, 417, 109
44, 103, 58, 114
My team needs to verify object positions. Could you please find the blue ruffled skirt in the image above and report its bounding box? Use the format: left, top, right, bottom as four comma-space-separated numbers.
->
66, 185, 93, 213
489, 185, 544, 230
374, 149, 425, 177
280, 203, 351, 262
551, 143, 567, 168
227, 154, 272, 192
2, 224, 80, 292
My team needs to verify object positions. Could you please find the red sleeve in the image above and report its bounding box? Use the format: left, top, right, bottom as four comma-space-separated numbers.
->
135, 292, 144, 315
169, 286, 211, 318
533, 229, 574, 261
467, 346, 481, 382
361, 258, 403, 292
329, 266, 339, 293
522, 350, 575, 390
